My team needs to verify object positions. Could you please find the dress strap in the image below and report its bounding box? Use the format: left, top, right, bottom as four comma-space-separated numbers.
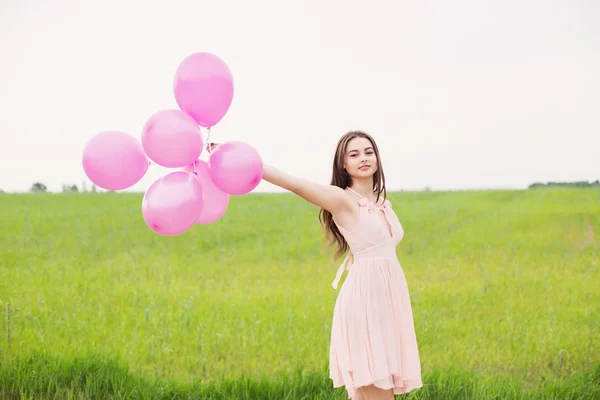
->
332, 249, 354, 289
345, 187, 363, 199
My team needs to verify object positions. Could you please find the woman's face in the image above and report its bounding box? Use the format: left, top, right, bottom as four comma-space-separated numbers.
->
343, 136, 378, 179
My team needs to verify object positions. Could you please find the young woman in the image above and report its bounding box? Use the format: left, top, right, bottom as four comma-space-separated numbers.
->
260, 130, 423, 400
210, 130, 423, 399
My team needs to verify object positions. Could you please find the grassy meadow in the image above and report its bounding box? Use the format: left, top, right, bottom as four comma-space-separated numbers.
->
0, 187, 599, 399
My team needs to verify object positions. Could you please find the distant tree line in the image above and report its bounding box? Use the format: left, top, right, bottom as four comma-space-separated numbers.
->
528, 180, 600, 189
28, 182, 98, 193
2, 179, 597, 194
31, 182, 47, 192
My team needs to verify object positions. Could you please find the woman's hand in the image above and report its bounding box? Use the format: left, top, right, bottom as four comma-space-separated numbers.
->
206, 143, 220, 152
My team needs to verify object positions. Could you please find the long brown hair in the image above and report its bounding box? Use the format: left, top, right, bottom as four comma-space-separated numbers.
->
318, 131, 387, 259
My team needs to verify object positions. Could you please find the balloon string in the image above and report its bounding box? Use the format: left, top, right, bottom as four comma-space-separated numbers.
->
205, 127, 212, 152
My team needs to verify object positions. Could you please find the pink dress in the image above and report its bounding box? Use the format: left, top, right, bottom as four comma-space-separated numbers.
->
329, 187, 423, 398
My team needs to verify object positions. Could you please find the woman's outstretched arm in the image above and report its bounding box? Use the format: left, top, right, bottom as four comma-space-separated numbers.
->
262, 164, 351, 214
205, 144, 351, 214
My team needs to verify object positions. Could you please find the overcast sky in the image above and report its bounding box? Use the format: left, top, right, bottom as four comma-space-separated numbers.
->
1, 0, 598, 193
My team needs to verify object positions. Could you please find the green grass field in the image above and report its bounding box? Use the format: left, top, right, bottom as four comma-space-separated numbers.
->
1, 188, 599, 399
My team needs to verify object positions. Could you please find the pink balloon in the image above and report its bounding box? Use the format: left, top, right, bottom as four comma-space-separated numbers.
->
208, 141, 263, 195
183, 160, 230, 224
141, 109, 203, 168
82, 131, 148, 190
173, 52, 234, 128
142, 171, 204, 236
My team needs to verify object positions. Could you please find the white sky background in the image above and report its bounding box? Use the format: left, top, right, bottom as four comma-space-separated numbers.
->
0, 0, 598, 193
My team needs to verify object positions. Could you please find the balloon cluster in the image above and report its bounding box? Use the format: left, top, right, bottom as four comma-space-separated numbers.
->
81, 52, 263, 236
